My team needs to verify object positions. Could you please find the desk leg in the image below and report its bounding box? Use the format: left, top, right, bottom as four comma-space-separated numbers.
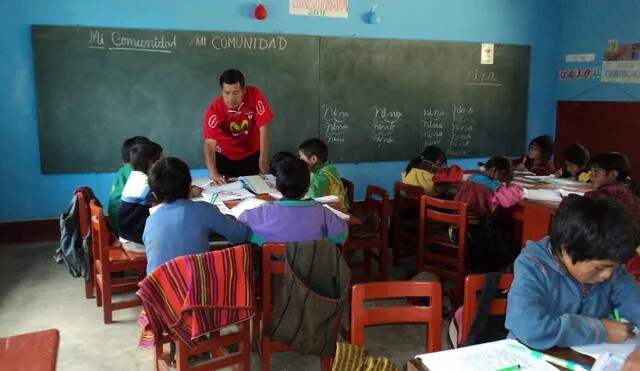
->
520, 207, 553, 246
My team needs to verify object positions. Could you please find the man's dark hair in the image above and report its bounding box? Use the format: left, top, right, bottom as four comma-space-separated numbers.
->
562, 144, 590, 168
299, 138, 329, 163
149, 157, 192, 203
276, 158, 311, 199
270, 151, 296, 176
550, 196, 639, 264
130, 143, 161, 174
220, 69, 245, 88
529, 135, 554, 161
121, 136, 150, 162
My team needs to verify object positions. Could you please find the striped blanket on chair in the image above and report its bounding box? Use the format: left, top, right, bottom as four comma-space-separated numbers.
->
137, 244, 255, 349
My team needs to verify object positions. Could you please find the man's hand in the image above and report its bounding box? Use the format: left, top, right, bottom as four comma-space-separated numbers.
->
622, 346, 640, 371
259, 155, 270, 175
602, 319, 635, 343
209, 171, 226, 185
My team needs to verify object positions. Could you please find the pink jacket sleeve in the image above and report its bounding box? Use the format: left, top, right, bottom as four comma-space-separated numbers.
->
492, 183, 525, 209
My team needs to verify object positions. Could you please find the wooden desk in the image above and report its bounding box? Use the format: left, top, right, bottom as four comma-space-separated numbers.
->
511, 177, 593, 245
223, 195, 363, 227
408, 347, 595, 371
0, 329, 60, 371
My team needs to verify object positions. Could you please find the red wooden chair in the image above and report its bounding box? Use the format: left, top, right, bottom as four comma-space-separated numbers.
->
418, 195, 468, 308
392, 181, 425, 267
258, 243, 331, 371
0, 329, 60, 371
154, 327, 250, 371
341, 177, 355, 210
343, 185, 391, 284
460, 274, 514, 345
75, 191, 94, 299
349, 281, 442, 353
89, 200, 147, 324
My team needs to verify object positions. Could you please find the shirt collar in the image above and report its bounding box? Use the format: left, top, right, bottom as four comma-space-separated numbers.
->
273, 198, 318, 207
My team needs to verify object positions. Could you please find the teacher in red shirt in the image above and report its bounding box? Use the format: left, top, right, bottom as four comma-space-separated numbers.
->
203, 69, 274, 183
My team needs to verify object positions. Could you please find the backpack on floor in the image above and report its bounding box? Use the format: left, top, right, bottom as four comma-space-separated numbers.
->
448, 272, 508, 348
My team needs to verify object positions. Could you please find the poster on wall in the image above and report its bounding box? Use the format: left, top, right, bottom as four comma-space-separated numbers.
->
289, 0, 349, 18
602, 40, 640, 83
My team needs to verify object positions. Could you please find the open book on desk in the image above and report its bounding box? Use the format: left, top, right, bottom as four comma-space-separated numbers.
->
219, 198, 268, 219
239, 175, 277, 195
416, 339, 558, 371
201, 181, 256, 202
525, 188, 585, 202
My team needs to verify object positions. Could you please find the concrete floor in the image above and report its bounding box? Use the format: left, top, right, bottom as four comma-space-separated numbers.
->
0, 242, 450, 370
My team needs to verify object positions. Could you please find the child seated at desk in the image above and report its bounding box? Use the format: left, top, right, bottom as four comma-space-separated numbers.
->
108, 135, 151, 233
142, 157, 250, 273
298, 138, 350, 210
270, 151, 296, 177
453, 156, 524, 272
455, 156, 525, 217
583, 152, 640, 227
555, 143, 591, 182
239, 157, 348, 245
514, 135, 555, 175
403, 145, 462, 196
505, 196, 640, 350
118, 142, 163, 253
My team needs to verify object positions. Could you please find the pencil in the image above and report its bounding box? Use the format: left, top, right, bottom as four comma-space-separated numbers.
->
614, 308, 621, 322
210, 193, 218, 205
494, 365, 521, 371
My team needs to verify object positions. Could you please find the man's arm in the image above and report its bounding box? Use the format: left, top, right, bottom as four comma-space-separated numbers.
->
204, 139, 225, 184
259, 125, 270, 174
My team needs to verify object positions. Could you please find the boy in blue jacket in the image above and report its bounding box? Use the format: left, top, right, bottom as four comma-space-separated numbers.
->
143, 157, 250, 274
506, 196, 640, 349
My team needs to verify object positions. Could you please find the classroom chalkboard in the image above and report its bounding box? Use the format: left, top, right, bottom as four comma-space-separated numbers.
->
31, 25, 530, 174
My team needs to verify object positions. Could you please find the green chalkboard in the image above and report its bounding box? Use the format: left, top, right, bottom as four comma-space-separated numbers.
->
319, 38, 530, 162
31, 25, 319, 174
31, 25, 529, 174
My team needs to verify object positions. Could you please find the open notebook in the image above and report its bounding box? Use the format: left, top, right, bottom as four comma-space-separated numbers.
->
416, 339, 557, 371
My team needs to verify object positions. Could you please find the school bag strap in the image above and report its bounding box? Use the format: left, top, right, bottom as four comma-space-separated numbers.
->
462, 272, 501, 347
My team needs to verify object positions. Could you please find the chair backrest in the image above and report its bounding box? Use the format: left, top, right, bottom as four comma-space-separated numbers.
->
261, 242, 287, 340
350, 281, 442, 353
76, 191, 90, 239
393, 181, 424, 219
341, 177, 355, 209
418, 195, 468, 277
461, 274, 514, 344
89, 200, 111, 266
418, 195, 468, 306
364, 185, 391, 245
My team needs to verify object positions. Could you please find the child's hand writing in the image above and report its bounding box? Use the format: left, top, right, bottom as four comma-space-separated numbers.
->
601, 319, 635, 343
554, 169, 563, 177
515, 163, 527, 172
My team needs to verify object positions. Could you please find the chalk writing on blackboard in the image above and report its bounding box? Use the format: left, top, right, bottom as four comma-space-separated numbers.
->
465, 69, 502, 87
370, 106, 402, 147
422, 107, 445, 147
448, 104, 476, 156
321, 104, 349, 144
88, 29, 176, 53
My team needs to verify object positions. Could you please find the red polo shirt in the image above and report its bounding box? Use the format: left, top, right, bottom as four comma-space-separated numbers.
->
203, 86, 274, 160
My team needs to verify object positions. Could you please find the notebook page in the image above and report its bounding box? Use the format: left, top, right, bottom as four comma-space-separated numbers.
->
417, 339, 557, 371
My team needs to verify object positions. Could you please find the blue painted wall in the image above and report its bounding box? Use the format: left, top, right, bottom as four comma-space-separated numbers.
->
558, 0, 640, 101
0, 0, 561, 222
